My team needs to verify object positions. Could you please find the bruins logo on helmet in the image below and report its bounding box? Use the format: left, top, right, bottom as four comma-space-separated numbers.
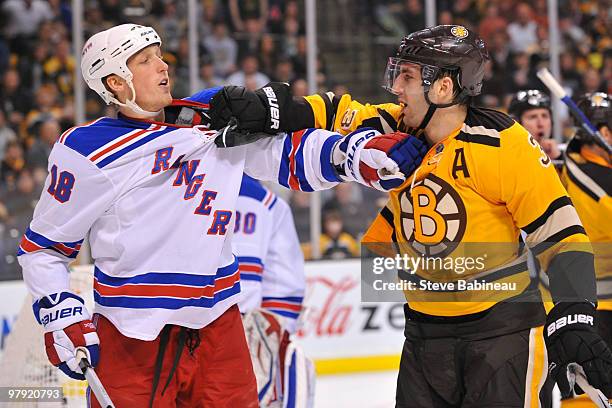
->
451, 26, 469, 39
398, 174, 467, 257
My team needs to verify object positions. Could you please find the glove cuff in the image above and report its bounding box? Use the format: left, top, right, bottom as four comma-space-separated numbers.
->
33, 292, 91, 333
545, 302, 596, 340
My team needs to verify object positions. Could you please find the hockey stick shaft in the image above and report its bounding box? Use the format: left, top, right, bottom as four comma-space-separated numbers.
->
568, 363, 612, 408
76, 348, 115, 408
536, 68, 612, 154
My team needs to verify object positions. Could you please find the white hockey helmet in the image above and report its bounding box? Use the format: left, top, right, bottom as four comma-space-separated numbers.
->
81, 24, 163, 117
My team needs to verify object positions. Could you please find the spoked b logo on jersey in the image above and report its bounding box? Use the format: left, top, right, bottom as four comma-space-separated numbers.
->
362, 174, 526, 303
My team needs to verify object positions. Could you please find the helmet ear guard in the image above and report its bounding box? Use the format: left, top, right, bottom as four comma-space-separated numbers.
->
81, 24, 163, 117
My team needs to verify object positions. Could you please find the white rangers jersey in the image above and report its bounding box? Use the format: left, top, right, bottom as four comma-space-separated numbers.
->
233, 174, 304, 333
18, 96, 341, 340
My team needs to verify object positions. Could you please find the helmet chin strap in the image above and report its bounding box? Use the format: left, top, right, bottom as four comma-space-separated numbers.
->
109, 80, 163, 118
415, 87, 466, 133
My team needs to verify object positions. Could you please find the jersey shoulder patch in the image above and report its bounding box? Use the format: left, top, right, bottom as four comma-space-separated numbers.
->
59, 117, 172, 168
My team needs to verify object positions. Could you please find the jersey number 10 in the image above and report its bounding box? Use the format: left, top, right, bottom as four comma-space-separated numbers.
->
47, 164, 75, 203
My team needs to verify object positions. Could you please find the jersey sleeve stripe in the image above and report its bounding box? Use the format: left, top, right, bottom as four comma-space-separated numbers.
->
380, 206, 394, 227
96, 126, 172, 168
268, 196, 278, 210
238, 256, 263, 281
261, 300, 302, 312
524, 204, 583, 247
531, 225, 587, 256
17, 228, 83, 258
89, 124, 160, 161
565, 158, 607, 201
237, 256, 263, 265
294, 129, 315, 192
241, 274, 263, 282
317, 92, 335, 130
262, 296, 303, 303
522, 196, 573, 234
320, 134, 342, 182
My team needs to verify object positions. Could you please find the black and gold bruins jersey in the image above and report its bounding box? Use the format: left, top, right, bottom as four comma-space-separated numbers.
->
303, 92, 404, 135
361, 107, 591, 317
560, 141, 612, 309
300, 93, 593, 317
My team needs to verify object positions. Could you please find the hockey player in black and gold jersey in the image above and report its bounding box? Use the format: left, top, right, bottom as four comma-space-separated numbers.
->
209, 25, 612, 407
556, 93, 612, 408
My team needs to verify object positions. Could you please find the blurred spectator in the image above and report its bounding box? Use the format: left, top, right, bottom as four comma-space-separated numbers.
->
507, 3, 538, 53
323, 183, 375, 239
290, 78, 308, 97
401, 0, 425, 34
170, 37, 191, 98
0, 37, 9, 77
449, 0, 478, 29
280, 1, 301, 57
560, 51, 582, 94
0, 110, 18, 162
84, 2, 113, 41
438, 10, 453, 26
25, 118, 59, 173
228, 0, 268, 33
373, 1, 406, 38
289, 191, 310, 243
43, 38, 75, 99
508, 52, 532, 93
319, 210, 359, 260
272, 57, 295, 83
99, 0, 121, 22
21, 84, 70, 142
203, 22, 237, 78
478, 4, 507, 45
197, 55, 224, 89
267, 0, 285, 34
226, 54, 270, 89
258, 34, 278, 78
0, 140, 26, 188
0, 69, 32, 131
47, 0, 72, 30
16, 42, 49, 91
2, 0, 54, 54
198, 0, 221, 40
580, 67, 606, 95
4, 168, 39, 234
158, 1, 186, 54
291, 35, 307, 77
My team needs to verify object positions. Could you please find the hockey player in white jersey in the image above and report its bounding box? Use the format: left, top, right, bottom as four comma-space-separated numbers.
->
16, 24, 428, 407
233, 174, 313, 407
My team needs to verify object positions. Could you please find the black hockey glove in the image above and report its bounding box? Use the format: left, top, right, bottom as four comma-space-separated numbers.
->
209, 82, 294, 133
544, 302, 612, 398
212, 119, 279, 148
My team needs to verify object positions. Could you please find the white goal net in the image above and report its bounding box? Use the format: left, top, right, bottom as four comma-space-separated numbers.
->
0, 266, 94, 407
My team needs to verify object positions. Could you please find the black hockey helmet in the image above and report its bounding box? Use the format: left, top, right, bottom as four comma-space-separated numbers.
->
383, 25, 489, 103
508, 90, 551, 121
574, 92, 612, 143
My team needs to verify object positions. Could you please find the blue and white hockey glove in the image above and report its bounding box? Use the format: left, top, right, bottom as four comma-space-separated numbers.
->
33, 292, 99, 380
334, 128, 427, 191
